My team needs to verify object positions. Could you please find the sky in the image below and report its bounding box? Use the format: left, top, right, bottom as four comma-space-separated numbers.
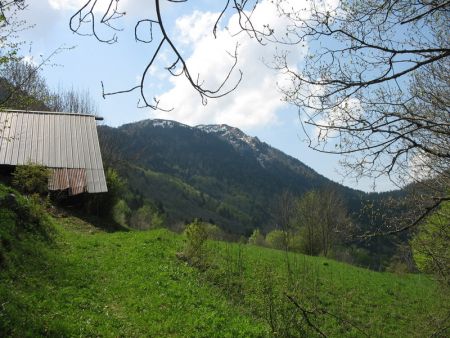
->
13, 0, 395, 192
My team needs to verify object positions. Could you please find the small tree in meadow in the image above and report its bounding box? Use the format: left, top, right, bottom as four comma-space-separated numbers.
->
129, 204, 164, 230
265, 230, 288, 250
203, 223, 225, 241
248, 228, 266, 247
182, 219, 209, 267
112, 199, 131, 227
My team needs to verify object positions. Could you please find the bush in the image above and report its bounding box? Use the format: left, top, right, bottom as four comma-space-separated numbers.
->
386, 260, 410, 275
129, 203, 166, 230
248, 229, 266, 246
0, 186, 53, 269
12, 163, 50, 195
112, 199, 131, 227
180, 219, 209, 268
84, 168, 125, 219
203, 223, 225, 240
265, 230, 288, 250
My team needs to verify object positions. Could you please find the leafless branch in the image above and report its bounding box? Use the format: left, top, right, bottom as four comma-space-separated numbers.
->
71, 0, 270, 110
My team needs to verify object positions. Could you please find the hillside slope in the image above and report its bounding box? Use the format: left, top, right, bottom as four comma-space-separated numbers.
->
98, 119, 365, 234
0, 184, 447, 337
0, 184, 266, 337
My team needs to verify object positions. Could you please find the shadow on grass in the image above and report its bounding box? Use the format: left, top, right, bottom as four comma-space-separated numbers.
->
49, 193, 130, 233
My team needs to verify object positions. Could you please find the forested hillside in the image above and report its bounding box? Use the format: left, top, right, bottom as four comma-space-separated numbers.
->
98, 119, 366, 234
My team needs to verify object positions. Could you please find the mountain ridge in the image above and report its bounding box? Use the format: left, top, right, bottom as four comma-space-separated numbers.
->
98, 118, 368, 234
123, 118, 334, 183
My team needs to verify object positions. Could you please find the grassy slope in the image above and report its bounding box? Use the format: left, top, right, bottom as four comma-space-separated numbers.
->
0, 218, 265, 336
206, 242, 448, 337
0, 185, 448, 337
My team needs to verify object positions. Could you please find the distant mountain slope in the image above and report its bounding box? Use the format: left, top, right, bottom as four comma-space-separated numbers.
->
98, 119, 364, 234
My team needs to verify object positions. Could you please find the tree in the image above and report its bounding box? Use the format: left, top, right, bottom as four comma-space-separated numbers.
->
268, 0, 449, 233
47, 86, 98, 115
0, 0, 28, 108
0, 1, 27, 67
265, 229, 287, 250
0, 1, 71, 110
71, 0, 271, 109
71, 0, 449, 231
294, 189, 348, 256
294, 191, 321, 255
0, 59, 98, 114
248, 228, 266, 246
0, 60, 50, 109
411, 199, 450, 286
317, 189, 349, 256
275, 190, 295, 229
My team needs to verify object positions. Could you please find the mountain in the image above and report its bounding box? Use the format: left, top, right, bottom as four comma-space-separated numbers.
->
98, 119, 367, 235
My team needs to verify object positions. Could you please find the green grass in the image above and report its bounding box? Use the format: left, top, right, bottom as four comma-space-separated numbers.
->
204, 242, 449, 337
0, 184, 448, 337
0, 221, 266, 336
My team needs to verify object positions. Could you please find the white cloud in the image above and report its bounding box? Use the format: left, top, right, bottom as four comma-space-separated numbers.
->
48, 0, 151, 15
176, 11, 218, 45
39, 0, 339, 130
48, 0, 85, 11
151, 0, 309, 129
407, 151, 436, 183
310, 96, 364, 143
22, 55, 38, 66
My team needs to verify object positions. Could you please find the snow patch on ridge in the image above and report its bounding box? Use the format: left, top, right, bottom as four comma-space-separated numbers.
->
197, 124, 272, 168
138, 120, 271, 168
151, 119, 191, 129
196, 124, 261, 150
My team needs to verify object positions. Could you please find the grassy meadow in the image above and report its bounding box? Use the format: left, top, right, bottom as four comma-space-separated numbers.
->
0, 184, 448, 337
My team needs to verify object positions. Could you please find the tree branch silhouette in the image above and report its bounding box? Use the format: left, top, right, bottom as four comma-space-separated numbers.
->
71, 0, 271, 110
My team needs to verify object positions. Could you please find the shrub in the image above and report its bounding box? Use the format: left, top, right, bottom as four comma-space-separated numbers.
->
386, 260, 410, 275
203, 223, 225, 240
265, 230, 288, 250
12, 163, 50, 195
129, 203, 166, 230
248, 229, 266, 246
84, 168, 125, 219
181, 219, 209, 267
112, 199, 131, 227
0, 186, 53, 269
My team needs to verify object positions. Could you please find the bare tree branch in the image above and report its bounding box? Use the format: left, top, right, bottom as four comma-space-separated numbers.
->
71, 0, 271, 110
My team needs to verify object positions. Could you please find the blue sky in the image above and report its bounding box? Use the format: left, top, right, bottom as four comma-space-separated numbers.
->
16, 0, 394, 192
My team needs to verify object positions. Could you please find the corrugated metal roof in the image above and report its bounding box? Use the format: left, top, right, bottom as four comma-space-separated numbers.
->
0, 109, 107, 193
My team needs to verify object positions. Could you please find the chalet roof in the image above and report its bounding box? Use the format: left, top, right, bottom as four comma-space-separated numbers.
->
0, 109, 107, 194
